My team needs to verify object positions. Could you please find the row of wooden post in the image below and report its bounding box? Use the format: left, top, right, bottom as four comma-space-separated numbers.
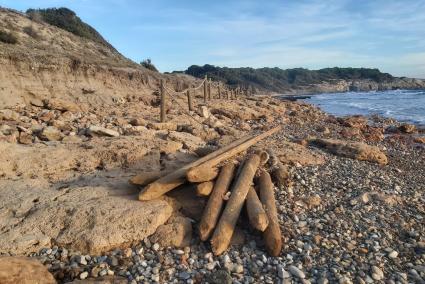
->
160, 76, 250, 122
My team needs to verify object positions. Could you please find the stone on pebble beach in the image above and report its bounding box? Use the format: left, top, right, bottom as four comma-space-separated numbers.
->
288, 265, 305, 279
88, 125, 120, 137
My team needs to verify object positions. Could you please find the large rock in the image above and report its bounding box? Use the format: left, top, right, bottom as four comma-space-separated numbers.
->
310, 138, 388, 165
150, 215, 192, 248
44, 98, 80, 112
0, 109, 20, 121
39, 126, 63, 141
0, 257, 56, 284
272, 141, 325, 166
0, 184, 173, 255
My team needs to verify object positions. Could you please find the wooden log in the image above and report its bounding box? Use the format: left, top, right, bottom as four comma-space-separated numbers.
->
160, 79, 166, 122
185, 127, 281, 184
138, 126, 281, 201
199, 163, 236, 241
246, 186, 269, 232
129, 170, 165, 186
187, 167, 219, 183
203, 75, 208, 103
187, 89, 193, 111
210, 153, 263, 255
196, 181, 215, 197
259, 170, 282, 257
208, 79, 212, 100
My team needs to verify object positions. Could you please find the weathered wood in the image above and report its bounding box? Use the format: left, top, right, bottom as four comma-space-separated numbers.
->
196, 181, 215, 197
267, 150, 292, 188
139, 126, 281, 201
160, 79, 166, 122
246, 186, 269, 232
187, 89, 193, 111
218, 84, 221, 99
187, 167, 219, 183
203, 75, 208, 103
259, 170, 282, 257
210, 153, 263, 255
129, 171, 165, 186
199, 163, 236, 241
208, 79, 212, 100
185, 126, 281, 183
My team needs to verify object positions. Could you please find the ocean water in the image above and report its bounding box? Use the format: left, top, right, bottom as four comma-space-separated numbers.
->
303, 89, 425, 125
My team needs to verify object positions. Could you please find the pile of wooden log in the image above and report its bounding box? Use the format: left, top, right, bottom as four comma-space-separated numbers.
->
131, 126, 284, 256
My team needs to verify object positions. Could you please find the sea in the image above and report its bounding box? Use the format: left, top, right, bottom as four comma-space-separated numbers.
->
302, 89, 425, 126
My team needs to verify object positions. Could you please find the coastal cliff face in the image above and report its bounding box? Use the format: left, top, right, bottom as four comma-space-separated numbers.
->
0, 8, 198, 108
286, 77, 425, 95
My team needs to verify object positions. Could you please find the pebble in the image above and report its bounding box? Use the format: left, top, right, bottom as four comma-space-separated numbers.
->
278, 266, 291, 279
371, 266, 384, 281
79, 271, 88, 280
388, 250, 398, 259
289, 265, 305, 279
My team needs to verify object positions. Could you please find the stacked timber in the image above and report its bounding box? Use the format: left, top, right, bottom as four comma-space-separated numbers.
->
130, 126, 284, 256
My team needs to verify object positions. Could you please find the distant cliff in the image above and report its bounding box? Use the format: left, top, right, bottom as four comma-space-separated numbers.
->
179, 65, 425, 95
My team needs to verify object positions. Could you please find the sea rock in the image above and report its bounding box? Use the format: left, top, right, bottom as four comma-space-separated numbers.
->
398, 124, 416, 133
310, 138, 388, 165
150, 215, 192, 248
0, 256, 56, 284
274, 141, 325, 166
414, 137, 425, 144
39, 126, 63, 141
339, 116, 367, 128
88, 126, 120, 137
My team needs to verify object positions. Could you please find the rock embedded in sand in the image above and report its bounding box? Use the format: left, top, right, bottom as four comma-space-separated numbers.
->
43, 98, 80, 112
167, 131, 206, 151
150, 215, 192, 248
0, 256, 56, 284
310, 138, 388, 165
398, 123, 416, 133
87, 125, 120, 137
39, 126, 63, 141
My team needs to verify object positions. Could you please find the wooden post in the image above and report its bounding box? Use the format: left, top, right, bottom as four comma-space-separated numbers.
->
187, 89, 193, 111
246, 186, 269, 231
203, 75, 208, 103
208, 79, 212, 100
210, 153, 263, 255
259, 170, 282, 257
199, 163, 236, 241
160, 79, 166, 122
218, 84, 221, 99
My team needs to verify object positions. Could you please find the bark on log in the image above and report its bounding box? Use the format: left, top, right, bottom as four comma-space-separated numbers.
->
187, 167, 219, 183
196, 181, 215, 197
210, 153, 263, 255
139, 126, 281, 201
199, 163, 236, 241
246, 186, 269, 232
259, 170, 282, 257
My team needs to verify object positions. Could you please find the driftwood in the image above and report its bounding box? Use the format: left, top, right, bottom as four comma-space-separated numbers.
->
210, 153, 263, 255
199, 163, 236, 241
259, 170, 282, 256
187, 167, 219, 183
246, 187, 269, 232
129, 171, 167, 186
196, 181, 214, 197
267, 149, 292, 188
139, 126, 281, 201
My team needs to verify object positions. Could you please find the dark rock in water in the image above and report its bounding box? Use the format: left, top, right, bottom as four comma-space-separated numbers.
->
279, 95, 311, 101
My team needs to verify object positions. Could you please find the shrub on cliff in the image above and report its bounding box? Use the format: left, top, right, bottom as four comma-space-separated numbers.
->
23, 26, 40, 39
141, 59, 159, 72
26, 8, 115, 51
0, 30, 18, 44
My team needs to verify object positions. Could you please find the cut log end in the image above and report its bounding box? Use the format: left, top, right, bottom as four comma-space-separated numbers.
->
196, 181, 214, 197
187, 166, 219, 183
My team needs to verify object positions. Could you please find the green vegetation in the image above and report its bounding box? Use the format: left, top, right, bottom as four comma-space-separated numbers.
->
141, 58, 158, 72
26, 8, 115, 50
0, 30, 18, 44
183, 65, 394, 92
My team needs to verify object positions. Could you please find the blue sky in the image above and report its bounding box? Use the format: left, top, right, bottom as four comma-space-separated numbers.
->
1, 0, 425, 78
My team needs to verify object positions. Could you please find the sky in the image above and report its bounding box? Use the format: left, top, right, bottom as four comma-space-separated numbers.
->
1, 0, 425, 78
